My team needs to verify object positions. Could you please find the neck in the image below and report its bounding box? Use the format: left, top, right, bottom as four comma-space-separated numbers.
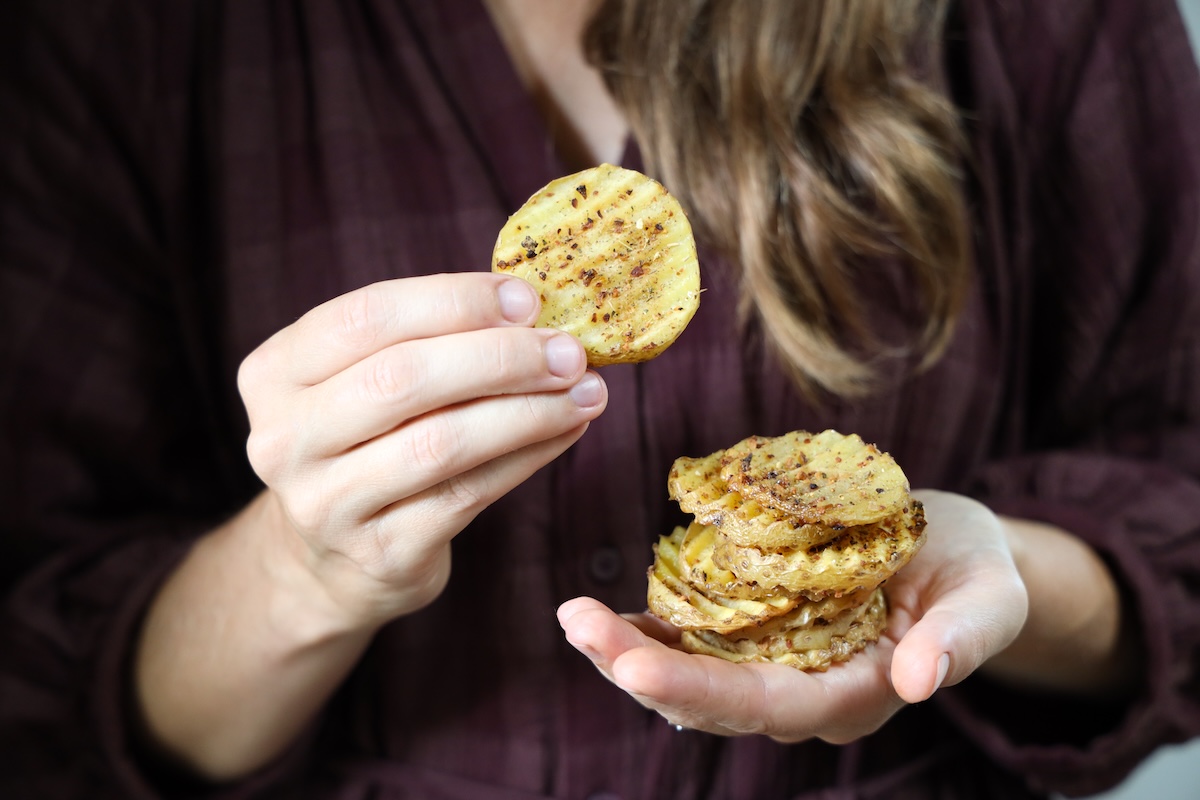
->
483, 0, 629, 169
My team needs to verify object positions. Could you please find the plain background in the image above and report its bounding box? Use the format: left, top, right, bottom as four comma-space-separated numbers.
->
1058, 3, 1200, 799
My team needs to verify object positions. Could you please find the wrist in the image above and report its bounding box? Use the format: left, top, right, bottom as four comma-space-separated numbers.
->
985, 515, 1136, 696
133, 492, 384, 779
241, 492, 388, 645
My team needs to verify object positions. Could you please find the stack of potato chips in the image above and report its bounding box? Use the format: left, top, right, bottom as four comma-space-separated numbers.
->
648, 429, 927, 671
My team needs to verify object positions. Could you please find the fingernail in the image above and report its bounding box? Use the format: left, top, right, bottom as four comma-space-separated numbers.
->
545, 334, 584, 378
498, 279, 537, 322
568, 372, 604, 408
933, 653, 950, 692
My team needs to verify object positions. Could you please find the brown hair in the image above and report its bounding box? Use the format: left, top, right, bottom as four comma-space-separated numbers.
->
584, 0, 970, 396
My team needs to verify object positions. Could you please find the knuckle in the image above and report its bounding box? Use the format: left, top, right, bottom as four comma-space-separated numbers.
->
439, 472, 487, 514
403, 418, 462, 477
245, 427, 290, 479
361, 348, 420, 408
337, 515, 390, 572
720, 676, 772, 736
237, 342, 276, 399
518, 391, 557, 430
335, 284, 386, 351
473, 329, 539, 383
442, 280, 472, 323
236, 352, 258, 397
486, 332, 517, 375
286, 485, 336, 533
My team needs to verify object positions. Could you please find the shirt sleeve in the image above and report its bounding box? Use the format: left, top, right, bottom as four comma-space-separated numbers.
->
938, 0, 1200, 796
0, 3, 304, 797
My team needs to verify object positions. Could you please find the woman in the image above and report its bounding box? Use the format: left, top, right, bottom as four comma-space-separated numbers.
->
2, 0, 1197, 797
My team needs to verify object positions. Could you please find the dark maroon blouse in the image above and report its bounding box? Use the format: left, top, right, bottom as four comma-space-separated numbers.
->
2, 0, 1199, 798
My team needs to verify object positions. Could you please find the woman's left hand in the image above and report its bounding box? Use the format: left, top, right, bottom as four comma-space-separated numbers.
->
557, 490, 1029, 742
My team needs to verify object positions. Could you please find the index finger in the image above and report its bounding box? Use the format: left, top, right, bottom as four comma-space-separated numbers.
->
272, 273, 541, 386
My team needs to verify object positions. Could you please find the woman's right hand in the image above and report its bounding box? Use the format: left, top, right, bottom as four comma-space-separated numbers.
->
237, 272, 608, 630
134, 272, 604, 779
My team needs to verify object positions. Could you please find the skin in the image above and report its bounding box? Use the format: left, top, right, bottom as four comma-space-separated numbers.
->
132, 0, 1135, 782
134, 274, 610, 778
483, 0, 629, 170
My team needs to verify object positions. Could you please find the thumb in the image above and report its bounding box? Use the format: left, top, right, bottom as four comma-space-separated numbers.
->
890, 581, 1028, 704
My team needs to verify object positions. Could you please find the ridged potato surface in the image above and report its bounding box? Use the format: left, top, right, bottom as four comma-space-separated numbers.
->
711, 501, 927, 597
646, 526, 797, 633
668, 452, 844, 549
682, 588, 888, 671
719, 430, 910, 527
493, 164, 700, 366
677, 522, 789, 601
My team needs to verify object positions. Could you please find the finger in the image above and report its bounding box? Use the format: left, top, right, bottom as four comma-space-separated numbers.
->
302, 372, 606, 521
298, 327, 587, 455
612, 644, 777, 735
558, 600, 763, 735
370, 422, 596, 558
622, 642, 907, 743
251, 274, 541, 388
558, 597, 632, 676
560, 599, 906, 741
558, 599, 665, 675
557, 596, 609, 627
558, 595, 682, 644
888, 490, 1028, 703
619, 612, 683, 645
889, 571, 1028, 704
291, 426, 596, 614
558, 600, 739, 733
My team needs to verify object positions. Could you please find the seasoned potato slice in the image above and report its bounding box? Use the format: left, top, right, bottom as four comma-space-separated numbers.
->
719, 430, 910, 527
492, 163, 700, 366
710, 501, 927, 597
647, 526, 797, 632
676, 521, 785, 601
668, 451, 843, 549
681, 588, 887, 671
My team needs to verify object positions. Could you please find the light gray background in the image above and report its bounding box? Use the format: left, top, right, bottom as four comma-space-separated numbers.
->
1059, 2, 1199, 799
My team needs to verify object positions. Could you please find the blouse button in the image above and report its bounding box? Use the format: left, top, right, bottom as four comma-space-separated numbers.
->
587, 545, 623, 584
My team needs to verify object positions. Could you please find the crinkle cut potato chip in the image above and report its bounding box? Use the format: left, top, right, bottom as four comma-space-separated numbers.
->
646, 525, 798, 633
681, 588, 888, 672
668, 452, 845, 550
709, 500, 927, 598
719, 429, 911, 527
492, 163, 701, 366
